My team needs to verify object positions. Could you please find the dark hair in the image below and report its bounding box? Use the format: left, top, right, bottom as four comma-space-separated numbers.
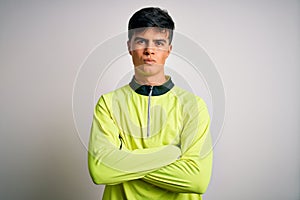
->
128, 7, 175, 44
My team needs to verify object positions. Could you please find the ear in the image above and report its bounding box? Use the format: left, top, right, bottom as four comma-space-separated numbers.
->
166, 44, 172, 57
127, 40, 132, 55
168, 44, 172, 54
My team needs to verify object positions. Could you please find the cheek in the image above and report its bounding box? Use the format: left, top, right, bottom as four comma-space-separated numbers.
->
131, 51, 143, 65
159, 52, 170, 62
131, 50, 143, 57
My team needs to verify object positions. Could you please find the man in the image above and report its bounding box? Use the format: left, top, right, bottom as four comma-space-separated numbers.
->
88, 7, 213, 200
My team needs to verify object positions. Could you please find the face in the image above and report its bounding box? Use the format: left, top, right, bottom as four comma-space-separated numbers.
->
127, 27, 172, 76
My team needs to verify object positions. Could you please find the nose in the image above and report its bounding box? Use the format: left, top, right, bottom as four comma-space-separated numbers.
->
144, 48, 154, 55
144, 42, 155, 55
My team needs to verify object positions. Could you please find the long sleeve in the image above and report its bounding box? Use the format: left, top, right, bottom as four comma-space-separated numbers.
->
143, 98, 213, 194
88, 96, 181, 185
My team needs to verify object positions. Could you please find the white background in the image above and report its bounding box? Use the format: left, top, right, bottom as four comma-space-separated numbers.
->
0, 0, 299, 199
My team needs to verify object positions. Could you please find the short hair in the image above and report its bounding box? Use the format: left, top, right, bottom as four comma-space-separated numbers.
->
128, 7, 175, 44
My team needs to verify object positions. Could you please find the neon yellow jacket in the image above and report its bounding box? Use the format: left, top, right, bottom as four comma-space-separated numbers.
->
88, 77, 213, 200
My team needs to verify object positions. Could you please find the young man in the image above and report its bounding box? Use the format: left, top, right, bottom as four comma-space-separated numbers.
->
88, 7, 213, 200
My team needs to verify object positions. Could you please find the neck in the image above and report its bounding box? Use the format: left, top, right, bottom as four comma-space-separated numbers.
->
134, 74, 167, 86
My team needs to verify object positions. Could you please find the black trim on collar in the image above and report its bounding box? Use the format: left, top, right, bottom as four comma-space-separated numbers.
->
129, 76, 174, 96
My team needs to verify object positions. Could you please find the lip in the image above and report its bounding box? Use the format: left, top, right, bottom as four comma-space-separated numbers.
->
143, 59, 156, 64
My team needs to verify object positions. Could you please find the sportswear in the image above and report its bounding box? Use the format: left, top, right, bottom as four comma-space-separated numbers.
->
88, 76, 213, 200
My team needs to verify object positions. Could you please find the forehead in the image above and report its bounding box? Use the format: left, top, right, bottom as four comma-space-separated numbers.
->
131, 27, 170, 40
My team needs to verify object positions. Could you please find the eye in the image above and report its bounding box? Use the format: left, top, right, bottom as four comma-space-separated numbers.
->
155, 41, 164, 46
136, 39, 146, 45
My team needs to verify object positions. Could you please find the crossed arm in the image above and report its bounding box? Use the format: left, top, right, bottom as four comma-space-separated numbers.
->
88, 95, 213, 194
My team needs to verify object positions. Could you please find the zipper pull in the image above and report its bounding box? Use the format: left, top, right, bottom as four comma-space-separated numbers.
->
149, 85, 153, 96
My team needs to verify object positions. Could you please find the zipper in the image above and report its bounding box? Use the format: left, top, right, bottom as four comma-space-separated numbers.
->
147, 86, 153, 137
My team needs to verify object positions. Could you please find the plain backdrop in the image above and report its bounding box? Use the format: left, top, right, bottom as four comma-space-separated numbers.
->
0, 0, 299, 200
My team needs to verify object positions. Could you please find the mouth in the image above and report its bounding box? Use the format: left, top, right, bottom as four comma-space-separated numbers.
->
143, 59, 156, 65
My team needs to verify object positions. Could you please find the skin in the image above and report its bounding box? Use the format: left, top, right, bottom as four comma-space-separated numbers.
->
127, 27, 172, 86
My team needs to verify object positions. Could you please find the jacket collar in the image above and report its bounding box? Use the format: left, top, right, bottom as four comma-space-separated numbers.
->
129, 76, 174, 96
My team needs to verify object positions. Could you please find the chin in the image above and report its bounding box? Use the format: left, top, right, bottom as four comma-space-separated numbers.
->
135, 63, 162, 75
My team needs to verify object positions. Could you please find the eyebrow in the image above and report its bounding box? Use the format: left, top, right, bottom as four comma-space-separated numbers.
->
154, 39, 167, 44
134, 37, 167, 43
134, 37, 147, 42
